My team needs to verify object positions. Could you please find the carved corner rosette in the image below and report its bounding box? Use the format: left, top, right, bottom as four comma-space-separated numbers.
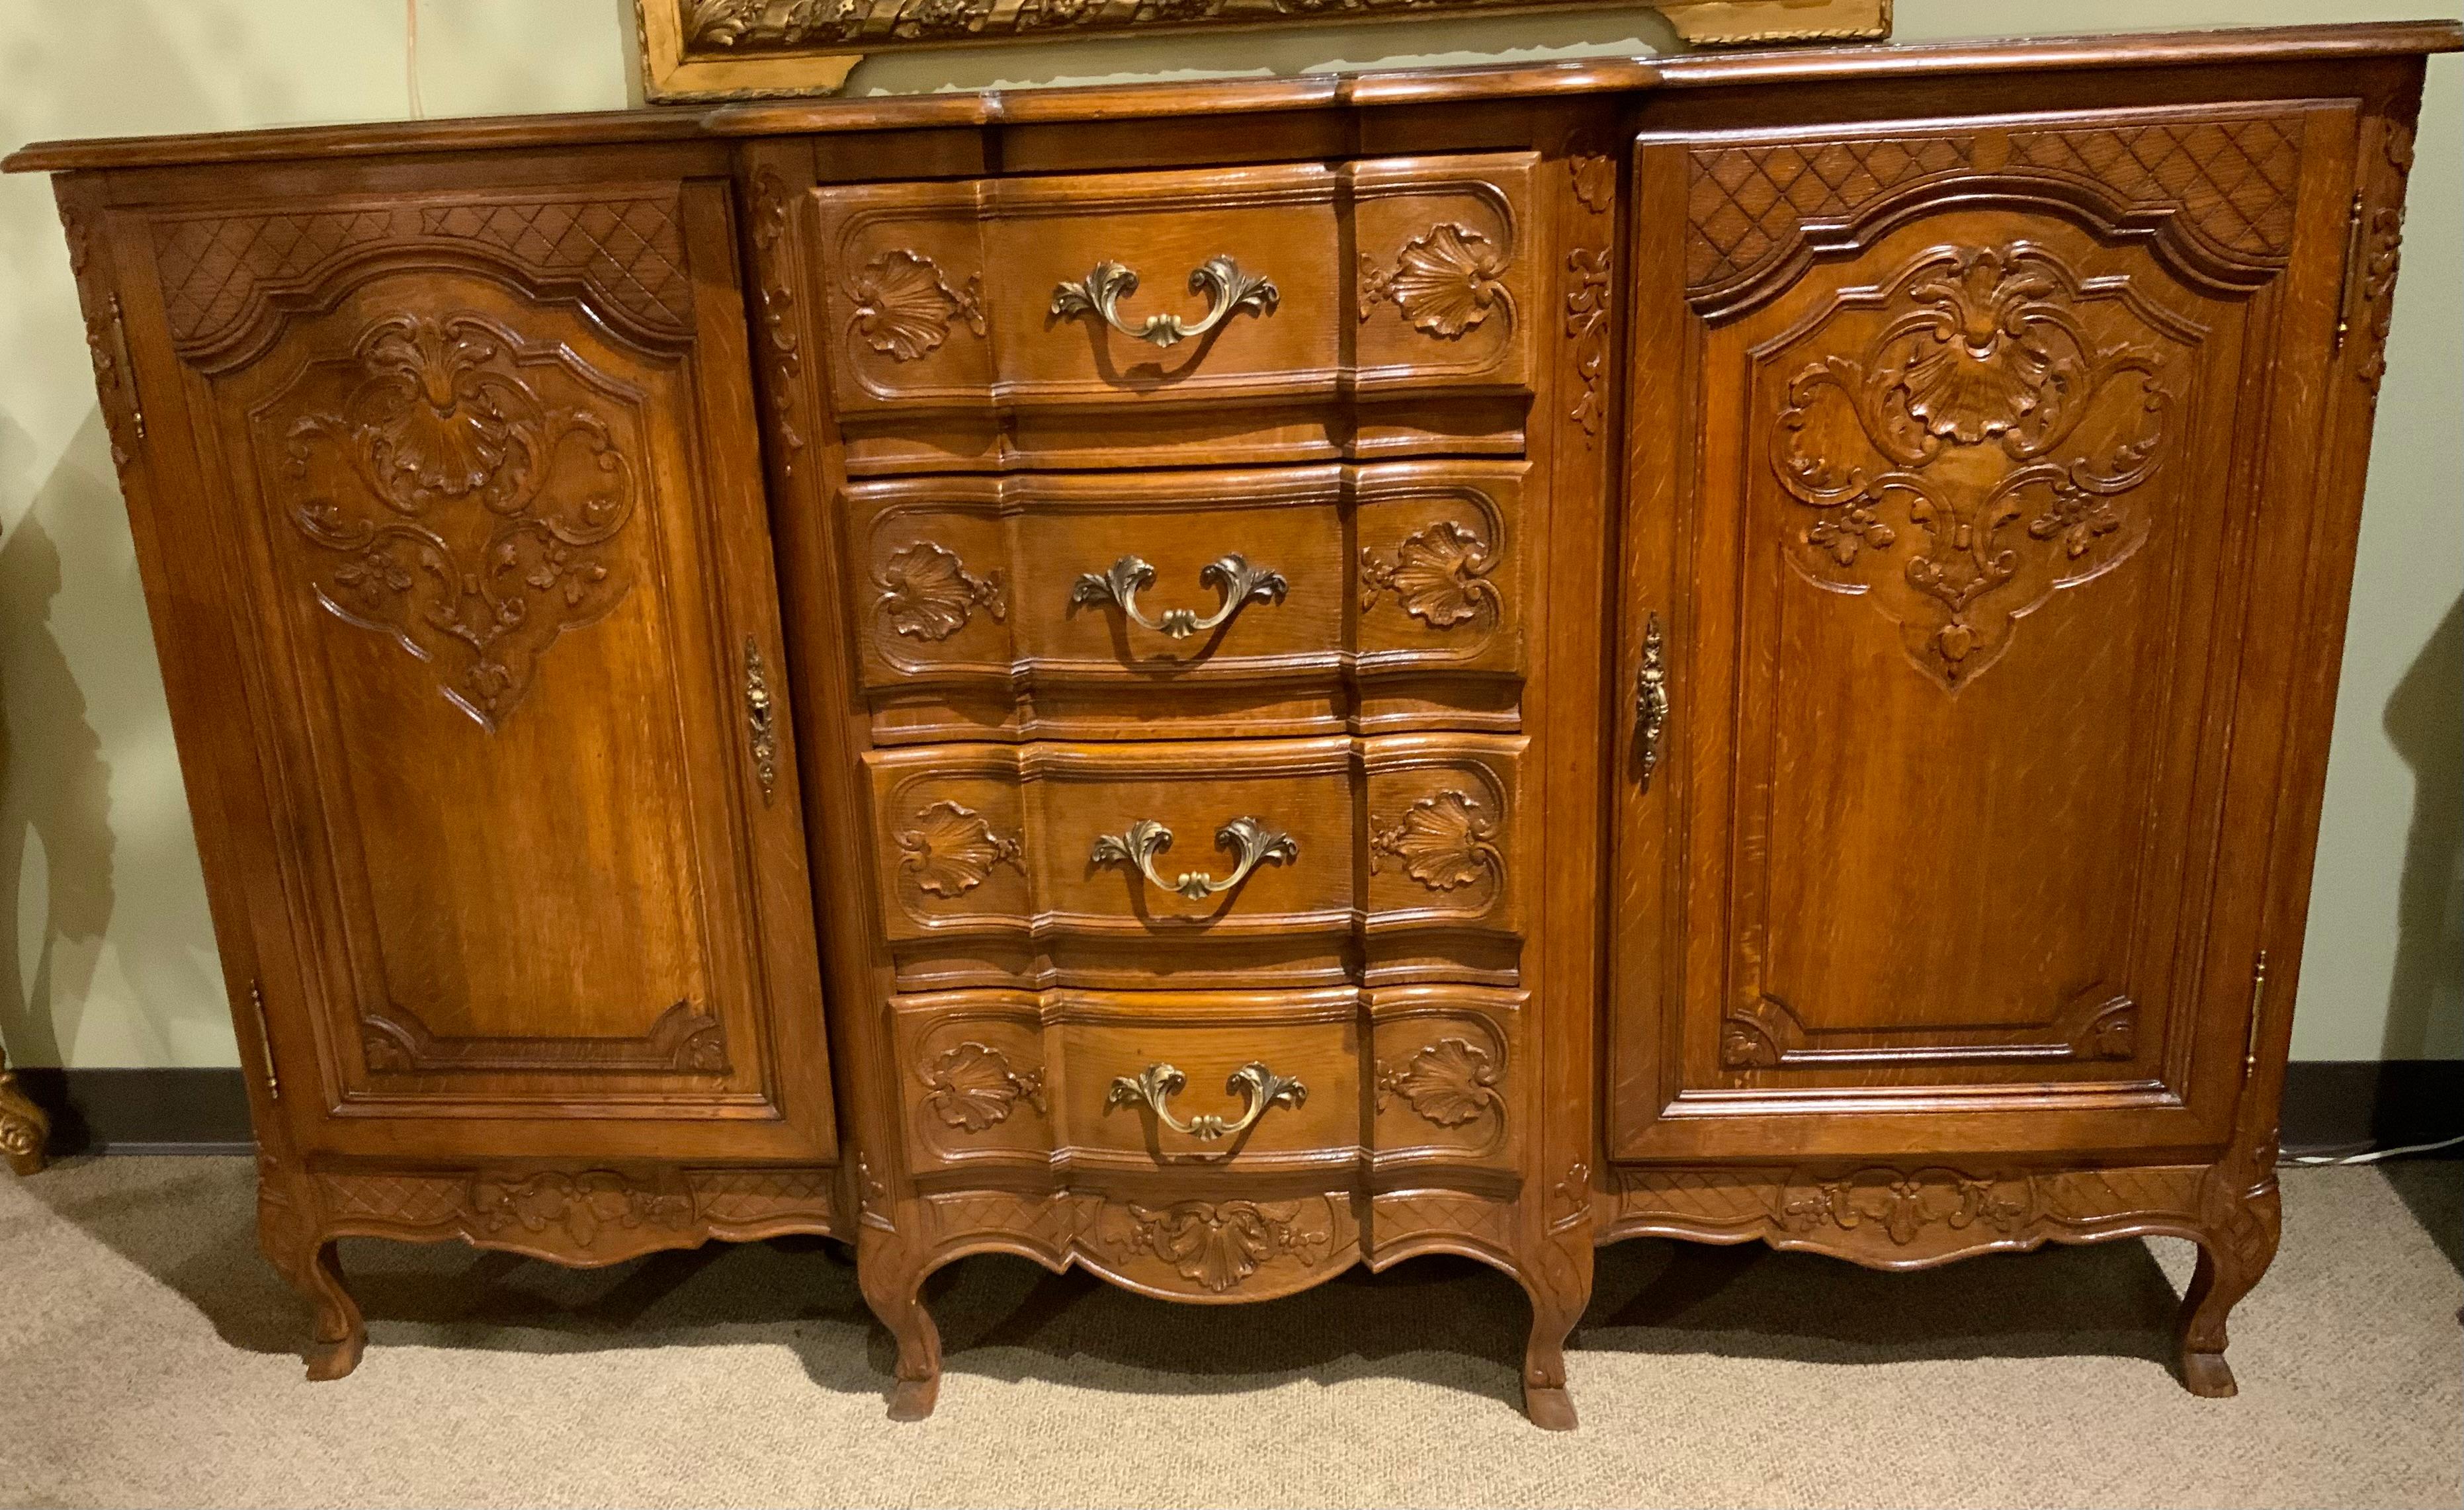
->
1769, 241, 2174, 691
1359, 520, 1502, 628
1360, 222, 1515, 340
895, 800, 1025, 898
919, 1040, 1045, 1132
847, 248, 985, 363
874, 541, 1007, 642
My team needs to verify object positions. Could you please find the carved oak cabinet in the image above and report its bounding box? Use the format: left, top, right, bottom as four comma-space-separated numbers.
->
9, 20, 2449, 1425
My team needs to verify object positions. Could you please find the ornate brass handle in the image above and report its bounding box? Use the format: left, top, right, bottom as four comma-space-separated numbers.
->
1071, 554, 1287, 640
1107, 1062, 1306, 1149
1050, 255, 1279, 349
1091, 816, 1296, 900
1636, 610, 1668, 790
743, 637, 777, 805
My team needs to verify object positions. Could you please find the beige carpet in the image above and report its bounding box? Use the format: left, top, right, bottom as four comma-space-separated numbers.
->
0, 1158, 2454, 1509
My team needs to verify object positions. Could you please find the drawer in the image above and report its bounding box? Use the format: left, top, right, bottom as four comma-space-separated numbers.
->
810, 153, 1537, 472
851, 460, 1529, 741
891, 985, 1525, 1182
866, 734, 1524, 991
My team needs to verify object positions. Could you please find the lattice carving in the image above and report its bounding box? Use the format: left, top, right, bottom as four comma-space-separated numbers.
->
151, 196, 693, 361
1687, 114, 2305, 304
1369, 1191, 1515, 1255
2006, 118, 2301, 258
1687, 136, 1980, 290
691, 1169, 837, 1224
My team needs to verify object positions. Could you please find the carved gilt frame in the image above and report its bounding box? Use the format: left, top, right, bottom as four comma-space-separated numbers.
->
636, 0, 1892, 101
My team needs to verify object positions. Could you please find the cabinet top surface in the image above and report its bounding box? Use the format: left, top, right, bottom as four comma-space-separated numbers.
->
5, 20, 2456, 175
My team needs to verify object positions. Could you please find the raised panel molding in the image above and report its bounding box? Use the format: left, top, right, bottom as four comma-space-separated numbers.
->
263, 310, 646, 728
1685, 110, 2305, 315
1720, 992, 2137, 1070
1769, 242, 2178, 690
359, 999, 730, 1077
151, 194, 695, 367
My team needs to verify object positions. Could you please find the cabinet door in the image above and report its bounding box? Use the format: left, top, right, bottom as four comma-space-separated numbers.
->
122, 173, 832, 1163
1610, 104, 2359, 1161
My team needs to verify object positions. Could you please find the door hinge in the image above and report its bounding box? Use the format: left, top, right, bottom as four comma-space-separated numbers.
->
248, 979, 280, 1101
2242, 950, 2270, 1081
2332, 189, 2367, 355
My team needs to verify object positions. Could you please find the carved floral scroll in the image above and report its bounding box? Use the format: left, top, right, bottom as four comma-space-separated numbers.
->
1769, 243, 2176, 691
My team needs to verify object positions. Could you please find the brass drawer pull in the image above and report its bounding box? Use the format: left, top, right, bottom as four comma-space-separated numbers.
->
1071, 554, 1287, 640
1091, 816, 1296, 900
1108, 1061, 1306, 1150
1050, 255, 1279, 349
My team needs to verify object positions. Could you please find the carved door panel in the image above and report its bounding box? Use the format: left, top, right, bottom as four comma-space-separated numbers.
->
136, 180, 833, 1162
1610, 105, 2359, 1162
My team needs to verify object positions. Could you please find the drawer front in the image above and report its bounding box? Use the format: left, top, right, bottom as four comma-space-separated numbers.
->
811, 154, 1537, 470
892, 985, 1525, 1181
852, 460, 1529, 741
867, 734, 1525, 990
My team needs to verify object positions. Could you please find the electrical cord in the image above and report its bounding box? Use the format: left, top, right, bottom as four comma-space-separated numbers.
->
2287, 1132, 2464, 1165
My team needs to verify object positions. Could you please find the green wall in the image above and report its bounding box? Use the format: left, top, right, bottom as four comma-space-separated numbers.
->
0, 0, 2453, 1066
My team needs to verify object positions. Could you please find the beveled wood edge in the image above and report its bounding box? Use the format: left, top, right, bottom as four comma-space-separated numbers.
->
8, 21, 2456, 175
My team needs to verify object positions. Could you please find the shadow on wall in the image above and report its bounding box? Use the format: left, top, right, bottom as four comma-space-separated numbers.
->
0, 411, 118, 1068
2382, 595, 2463, 1062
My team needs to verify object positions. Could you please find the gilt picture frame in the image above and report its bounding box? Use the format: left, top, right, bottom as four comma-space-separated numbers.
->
636, 0, 1893, 100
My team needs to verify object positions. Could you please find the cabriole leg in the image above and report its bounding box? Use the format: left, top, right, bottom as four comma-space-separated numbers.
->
1518, 1235, 1590, 1431
2178, 1182, 2281, 1398
276, 1237, 367, 1381
0, 1049, 47, 1177
858, 1225, 943, 1421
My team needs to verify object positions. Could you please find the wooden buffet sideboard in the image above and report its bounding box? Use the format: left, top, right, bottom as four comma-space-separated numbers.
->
7, 19, 2451, 1427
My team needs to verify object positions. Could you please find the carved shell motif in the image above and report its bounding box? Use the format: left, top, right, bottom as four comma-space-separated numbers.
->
1101, 1198, 1335, 1294
1371, 790, 1503, 893
896, 800, 1024, 898
1359, 521, 1501, 627
920, 1042, 1044, 1132
847, 249, 985, 363
1361, 223, 1513, 339
874, 541, 1006, 642
1377, 1038, 1503, 1128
